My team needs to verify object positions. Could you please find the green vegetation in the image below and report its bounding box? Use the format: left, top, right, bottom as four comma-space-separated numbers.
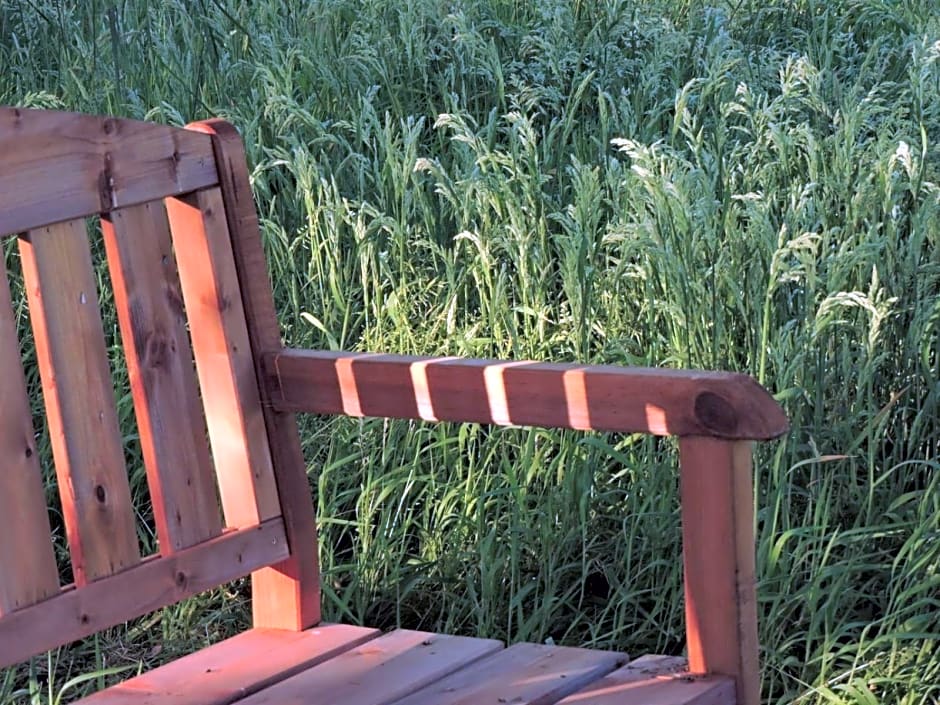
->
1, 1, 938, 703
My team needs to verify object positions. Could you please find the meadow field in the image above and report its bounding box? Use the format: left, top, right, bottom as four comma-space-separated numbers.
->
1, 1, 938, 703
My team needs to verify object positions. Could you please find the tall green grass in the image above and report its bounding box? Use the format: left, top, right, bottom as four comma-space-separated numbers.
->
1, 1, 938, 703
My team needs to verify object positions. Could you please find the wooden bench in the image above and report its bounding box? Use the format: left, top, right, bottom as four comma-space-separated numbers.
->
0, 108, 787, 705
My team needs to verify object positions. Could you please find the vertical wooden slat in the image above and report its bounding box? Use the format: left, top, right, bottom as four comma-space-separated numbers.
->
0, 263, 60, 614
19, 219, 140, 584
102, 202, 223, 553
164, 188, 280, 528
679, 436, 759, 705
186, 119, 321, 631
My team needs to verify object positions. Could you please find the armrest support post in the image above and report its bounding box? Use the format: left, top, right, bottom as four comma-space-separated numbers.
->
679, 437, 759, 705
188, 119, 322, 631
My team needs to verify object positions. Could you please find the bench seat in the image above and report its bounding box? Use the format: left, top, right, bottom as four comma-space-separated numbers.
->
76, 625, 732, 705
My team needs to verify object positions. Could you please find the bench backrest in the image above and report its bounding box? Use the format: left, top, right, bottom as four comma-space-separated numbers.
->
0, 109, 319, 668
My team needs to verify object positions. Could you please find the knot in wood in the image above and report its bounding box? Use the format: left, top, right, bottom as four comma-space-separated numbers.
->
144, 332, 173, 369
693, 391, 738, 435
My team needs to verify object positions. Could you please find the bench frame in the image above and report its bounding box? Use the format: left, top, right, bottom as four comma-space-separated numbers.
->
0, 109, 787, 705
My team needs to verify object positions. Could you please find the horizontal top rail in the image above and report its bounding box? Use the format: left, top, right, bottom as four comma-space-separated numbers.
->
264, 350, 789, 441
0, 108, 218, 236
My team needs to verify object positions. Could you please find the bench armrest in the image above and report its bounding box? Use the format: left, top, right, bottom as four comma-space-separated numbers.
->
262, 349, 787, 441
262, 347, 785, 703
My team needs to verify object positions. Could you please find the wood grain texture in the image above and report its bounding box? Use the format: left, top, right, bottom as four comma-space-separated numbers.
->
165, 188, 280, 528
103, 201, 223, 553
265, 350, 789, 441
679, 438, 758, 705
75, 624, 380, 705
237, 629, 503, 705
394, 642, 627, 705
187, 119, 321, 631
0, 517, 289, 669
0, 264, 59, 615
0, 107, 217, 237
557, 655, 735, 705
19, 219, 139, 584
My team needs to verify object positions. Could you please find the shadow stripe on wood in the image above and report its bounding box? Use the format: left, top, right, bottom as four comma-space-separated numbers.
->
0, 517, 289, 669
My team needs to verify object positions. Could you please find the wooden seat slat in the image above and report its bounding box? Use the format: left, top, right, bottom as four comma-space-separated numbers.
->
75, 624, 380, 705
557, 655, 735, 705
18, 218, 140, 584
236, 630, 503, 705
165, 189, 281, 529
0, 264, 60, 615
393, 642, 627, 705
102, 201, 223, 553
